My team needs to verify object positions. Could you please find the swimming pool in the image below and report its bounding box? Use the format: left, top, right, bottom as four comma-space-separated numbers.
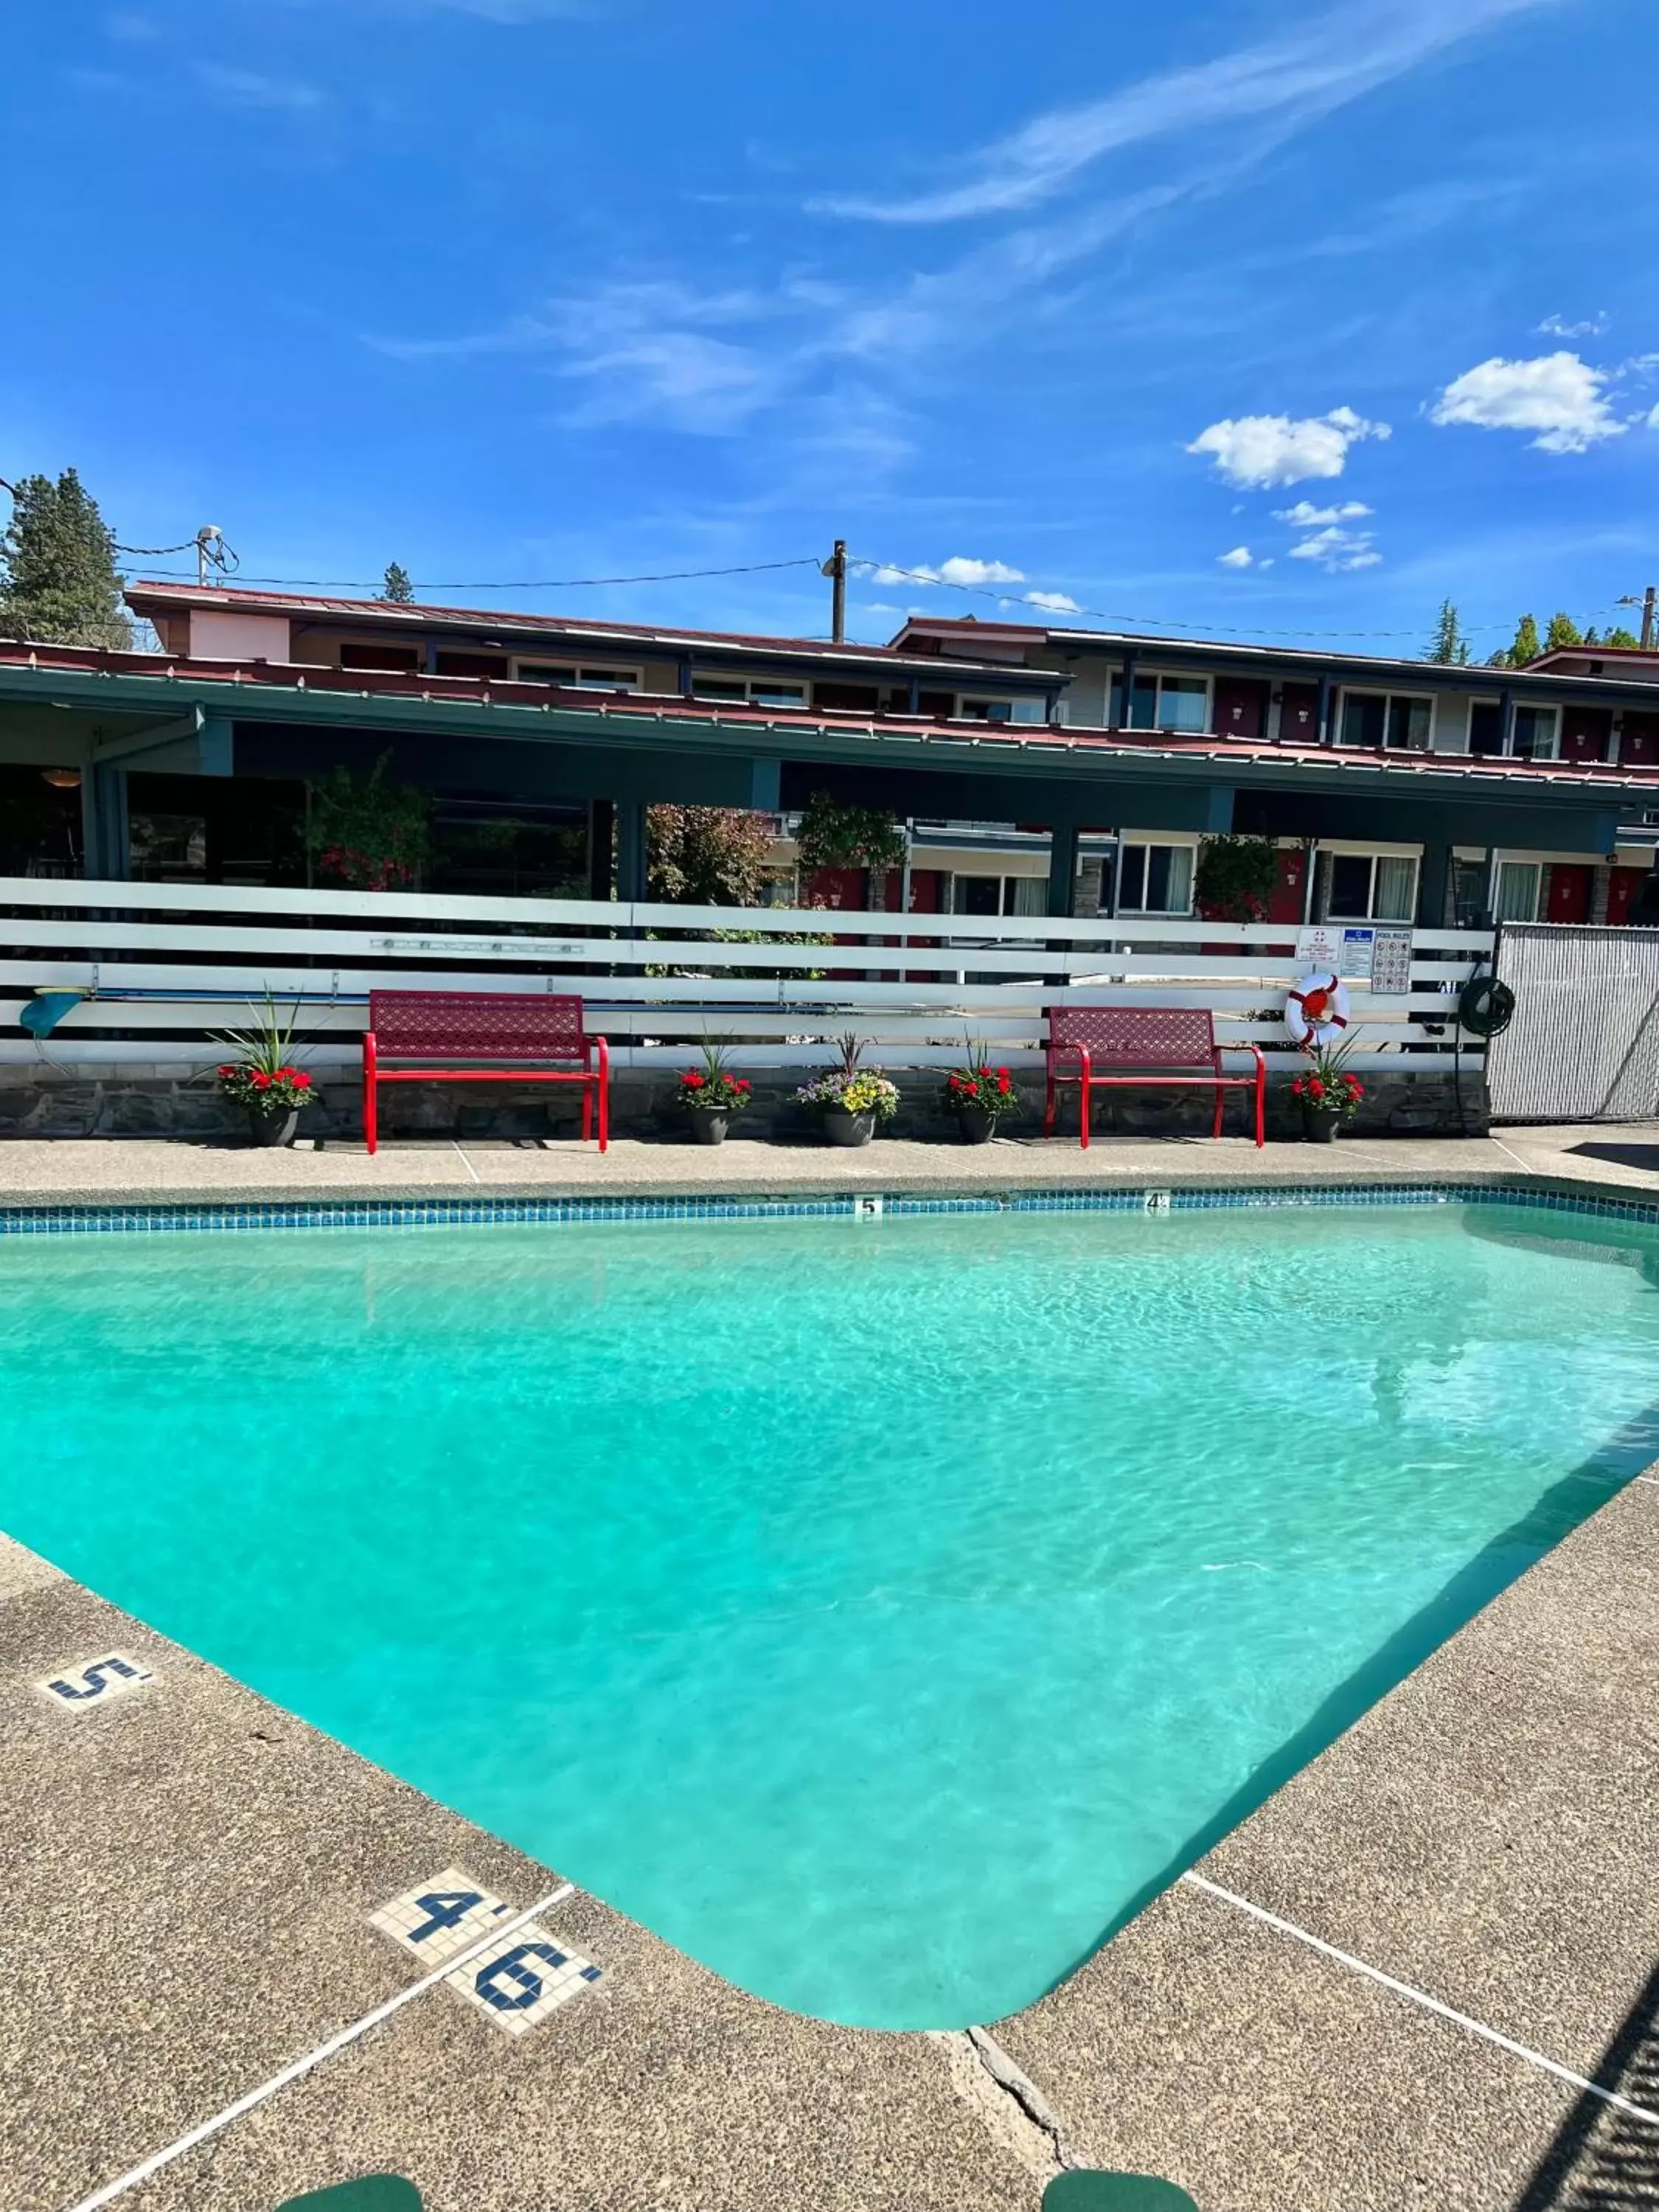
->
1, 1197, 1656, 2030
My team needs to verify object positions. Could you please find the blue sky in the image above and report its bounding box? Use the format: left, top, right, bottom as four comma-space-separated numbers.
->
3, 0, 1655, 656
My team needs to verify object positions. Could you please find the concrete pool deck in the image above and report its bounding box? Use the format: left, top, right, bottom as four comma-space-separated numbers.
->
2, 1128, 1658, 2209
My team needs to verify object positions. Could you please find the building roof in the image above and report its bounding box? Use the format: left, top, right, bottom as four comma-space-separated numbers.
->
7, 639, 1659, 812
891, 613, 1659, 699
122, 582, 1065, 690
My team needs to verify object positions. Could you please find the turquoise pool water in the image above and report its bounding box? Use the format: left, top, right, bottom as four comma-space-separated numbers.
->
1, 1202, 1657, 2029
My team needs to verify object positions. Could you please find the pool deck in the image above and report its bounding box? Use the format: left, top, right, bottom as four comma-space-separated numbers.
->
3, 1126, 1658, 2210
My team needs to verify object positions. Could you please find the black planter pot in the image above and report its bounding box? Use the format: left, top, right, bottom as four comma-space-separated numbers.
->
822, 1105, 876, 1148
246, 1107, 300, 1148
686, 1107, 731, 1145
956, 1109, 998, 1144
1301, 1105, 1343, 1144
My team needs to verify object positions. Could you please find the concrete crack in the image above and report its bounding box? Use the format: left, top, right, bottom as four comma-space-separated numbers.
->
931, 2025, 1076, 2184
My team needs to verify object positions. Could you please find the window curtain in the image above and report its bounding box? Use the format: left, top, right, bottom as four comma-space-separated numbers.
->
1373, 855, 1416, 920
1011, 875, 1046, 917
1495, 862, 1541, 923
1162, 844, 1194, 913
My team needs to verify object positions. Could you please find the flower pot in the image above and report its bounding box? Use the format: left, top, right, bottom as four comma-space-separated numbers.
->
686, 1107, 731, 1146
246, 1107, 300, 1148
956, 1110, 997, 1145
1301, 1104, 1343, 1144
822, 1105, 876, 1148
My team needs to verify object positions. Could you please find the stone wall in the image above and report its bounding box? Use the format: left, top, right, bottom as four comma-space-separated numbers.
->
0, 1063, 1489, 1142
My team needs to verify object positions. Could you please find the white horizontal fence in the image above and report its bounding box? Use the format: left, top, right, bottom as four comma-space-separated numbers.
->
0, 877, 1495, 1079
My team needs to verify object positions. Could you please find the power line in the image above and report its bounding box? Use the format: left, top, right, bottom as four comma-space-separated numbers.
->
124, 555, 824, 594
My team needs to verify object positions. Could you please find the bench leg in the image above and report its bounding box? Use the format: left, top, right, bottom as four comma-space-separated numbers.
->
1043, 1066, 1057, 1139
363, 1055, 378, 1156
581, 1081, 593, 1144
1212, 1083, 1225, 1140
1254, 1065, 1265, 1150
1079, 1072, 1091, 1150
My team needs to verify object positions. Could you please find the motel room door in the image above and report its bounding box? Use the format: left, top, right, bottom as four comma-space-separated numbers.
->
1545, 865, 1592, 925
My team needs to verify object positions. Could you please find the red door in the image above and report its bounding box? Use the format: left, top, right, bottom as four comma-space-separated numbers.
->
1267, 846, 1308, 925
1214, 678, 1270, 742
1545, 865, 1591, 924
1279, 683, 1321, 746
1607, 866, 1650, 926
1621, 712, 1659, 766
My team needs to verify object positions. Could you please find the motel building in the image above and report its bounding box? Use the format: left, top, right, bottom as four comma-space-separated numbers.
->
0, 580, 1655, 933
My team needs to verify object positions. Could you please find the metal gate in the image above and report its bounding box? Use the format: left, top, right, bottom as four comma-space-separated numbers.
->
1488, 924, 1659, 1121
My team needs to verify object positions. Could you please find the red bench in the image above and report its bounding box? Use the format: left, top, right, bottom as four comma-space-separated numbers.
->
1044, 1005, 1265, 1149
363, 991, 610, 1155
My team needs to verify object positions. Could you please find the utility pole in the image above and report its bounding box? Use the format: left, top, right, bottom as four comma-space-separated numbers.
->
196, 525, 224, 588
821, 539, 847, 644
1616, 585, 1655, 650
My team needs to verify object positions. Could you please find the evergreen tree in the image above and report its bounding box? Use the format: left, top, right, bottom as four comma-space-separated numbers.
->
381, 561, 414, 605
1426, 598, 1472, 664
1507, 612, 1542, 667
1544, 611, 1582, 652
1606, 625, 1641, 649
0, 470, 132, 647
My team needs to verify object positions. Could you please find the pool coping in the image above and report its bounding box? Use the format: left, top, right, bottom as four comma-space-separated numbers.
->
4, 1158, 1659, 2208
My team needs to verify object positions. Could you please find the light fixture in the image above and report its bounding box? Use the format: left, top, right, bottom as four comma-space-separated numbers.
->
40, 768, 81, 790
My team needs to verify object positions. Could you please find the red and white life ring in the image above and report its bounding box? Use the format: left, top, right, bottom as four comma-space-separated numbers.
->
1285, 973, 1351, 1047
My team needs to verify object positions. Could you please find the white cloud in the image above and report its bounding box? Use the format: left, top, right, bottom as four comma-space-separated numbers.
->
194, 62, 324, 111
1288, 524, 1382, 571
1429, 350, 1625, 453
1537, 311, 1608, 338
1024, 589, 1082, 612
1272, 498, 1373, 526
814, 0, 1565, 224
1187, 405, 1390, 487
1649, 404, 1659, 430
939, 556, 1025, 586
1217, 546, 1255, 568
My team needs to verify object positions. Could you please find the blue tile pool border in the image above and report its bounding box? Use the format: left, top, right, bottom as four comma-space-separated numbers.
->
1, 1180, 1658, 1236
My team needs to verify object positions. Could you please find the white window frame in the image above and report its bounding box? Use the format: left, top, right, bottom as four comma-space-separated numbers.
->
1111, 670, 1213, 735
1321, 844, 1420, 922
957, 696, 1047, 725
1470, 697, 1561, 760
1336, 686, 1436, 751
514, 660, 640, 692
948, 871, 1048, 918
1493, 858, 1543, 922
690, 672, 811, 709
1114, 835, 1199, 917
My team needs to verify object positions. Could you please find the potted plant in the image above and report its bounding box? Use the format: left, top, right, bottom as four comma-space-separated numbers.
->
1289, 1037, 1364, 1143
941, 1049, 1020, 1144
796, 1035, 900, 1148
675, 1043, 754, 1145
214, 995, 314, 1147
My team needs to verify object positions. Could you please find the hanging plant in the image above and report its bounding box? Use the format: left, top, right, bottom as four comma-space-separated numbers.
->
1193, 834, 1280, 923
305, 752, 431, 891
794, 790, 907, 874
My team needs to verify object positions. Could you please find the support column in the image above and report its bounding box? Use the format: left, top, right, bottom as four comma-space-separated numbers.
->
1315, 672, 1332, 745
1046, 821, 1080, 918
1416, 840, 1450, 929
615, 799, 648, 904
80, 764, 130, 881
586, 799, 615, 901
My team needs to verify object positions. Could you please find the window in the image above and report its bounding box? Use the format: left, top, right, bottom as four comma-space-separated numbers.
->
1324, 851, 1418, 921
517, 662, 639, 692
1495, 860, 1542, 922
1116, 842, 1195, 914
691, 674, 808, 709
341, 641, 420, 674
1110, 673, 1211, 733
1511, 705, 1558, 759
959, 696, 1047, 724
1338, 691, 1433, 749
950, 874, 1046, 917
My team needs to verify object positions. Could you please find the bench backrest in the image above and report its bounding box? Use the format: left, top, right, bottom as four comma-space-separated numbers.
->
1048, 1004, 1218, 1068
368, 990, 587, 1062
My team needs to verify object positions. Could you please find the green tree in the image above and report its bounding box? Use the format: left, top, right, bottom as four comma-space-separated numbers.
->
381, 561, 414, 604
0, 469, 132, 647
1505, 612, 1542, 667
1426, 598, 1472, 664
305, 752, 431, 891
1194, 835, 1280, 922
647, 806, 773, 905
1544, 611, 1582, 652
1606, 625, 1641, 649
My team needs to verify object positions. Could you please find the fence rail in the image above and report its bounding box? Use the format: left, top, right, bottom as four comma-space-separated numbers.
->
0, 877, 1494, 1077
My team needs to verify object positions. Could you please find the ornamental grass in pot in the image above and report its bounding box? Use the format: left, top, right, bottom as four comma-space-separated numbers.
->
796, 1034, 900, 1148
675, 1042, 754, 1145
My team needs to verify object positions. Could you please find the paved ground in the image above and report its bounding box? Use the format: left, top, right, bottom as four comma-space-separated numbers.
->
3, 1128, 1658, 2211
0, 1119, 1654, 1203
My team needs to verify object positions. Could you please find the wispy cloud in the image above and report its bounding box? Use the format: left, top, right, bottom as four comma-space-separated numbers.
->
1273, 499, 1373, 525
1537, 310, 1608, 338
194, 62, 324, 112
1288, 524, 1382, 571
813, 0, 1565, 224
1024, 588, 1082, 612
1217, 546, 1256, 568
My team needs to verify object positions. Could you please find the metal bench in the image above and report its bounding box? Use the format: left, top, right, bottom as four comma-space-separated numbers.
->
1044, 1005, 1265, 1149
363, 991, 610, 1155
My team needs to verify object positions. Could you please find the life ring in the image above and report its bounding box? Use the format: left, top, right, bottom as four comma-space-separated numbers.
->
1286, 973, 1350, 1047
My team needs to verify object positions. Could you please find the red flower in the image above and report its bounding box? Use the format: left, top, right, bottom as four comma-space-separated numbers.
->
1290, 1077, 1304, 1097
735, 1078, 751, 1092
683, 1071, 706, 1088
997, 1075, 1011, 1093
293, 1071, 311, 1088
962, 1079, 979, 1096
251, 1071, 271, 1090
218, 1064, 235, 1079
1308, 1077, 1326, 1099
